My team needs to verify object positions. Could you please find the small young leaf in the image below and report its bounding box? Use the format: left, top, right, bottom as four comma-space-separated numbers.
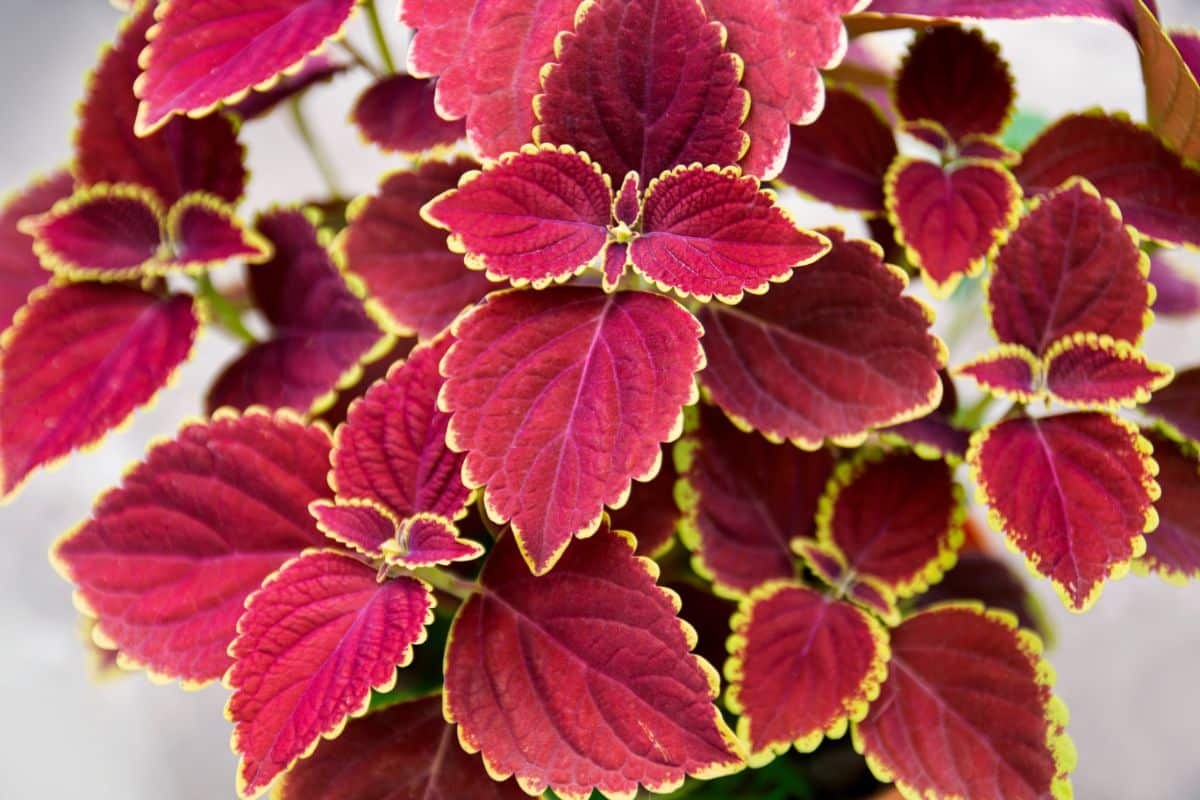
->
534, 0, 749, 181
52, 410, 332, 684
331, 334, 469, 523
1014, 112, 1200, 248
886, 158, 1021, 296
727, 582, 889, 764
167, 193, 271, 269
1135, 429, 1200, 582
206, 209, 386, 415
1042, 333, 1172, 408
632, 164, 830, 302
79, 3, 246, 205
337, 158, 492, 340
854, 604, 1074, 800
311, 500, 484, 568
955, 344, 1040, 402
988, 180, 1150, 354
777, 87, 898, 215
894, 26, 1014, 141
441, 287, 704, 574
677, 404, 834, 596
968, 412, 1159, 611
135, 0, 360, 134
443, 520, 743, 799
274, 695, 528, 800
0, 171, 73, 330
351, 75, 466, 155
697, 228, 944, 449
0, 285, 198, 499
228, 550, 434, 798
421, 145, 612, 288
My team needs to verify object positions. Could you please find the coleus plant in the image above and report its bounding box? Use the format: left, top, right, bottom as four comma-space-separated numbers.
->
3, 0, 1200, 798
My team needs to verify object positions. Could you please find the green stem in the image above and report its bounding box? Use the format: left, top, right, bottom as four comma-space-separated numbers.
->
955, 392, 996, 431
193, 274, 256, 344
412, 567, 477, 600
288, 98, 343, 199
363, 0, 397, 74
337, 39, 381, 78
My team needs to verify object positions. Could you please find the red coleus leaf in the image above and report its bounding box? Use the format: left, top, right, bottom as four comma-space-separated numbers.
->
351, 74, 466, 155
78, 3, 246, 206
1014, 112, 1200, 248
169, 193, 273, 266
1136, 2, 1200, 162
726, 582, 888, 763
1136, 429, 1200, 582
608, 448, 681, 557
0, 284, 198, 499
1146, 365, 1200, 442
337, 158, 491, 340
228, 54, 348, 122
1042, 333, 1172, 408
894, 26, 1014, 142
988, 180, 1150, 354
676, 404, 834, 596
777, 87, 897, 215
0, 170, 72, 330
815, 450, 965, 608
331, 334, 470, 523
886, 158, 1021, 296
274, 694, 528, 800
916, 547, 1050, 640
854, 604, 1074, 800
630, 165, 830, 302
207, 209, 386, 415
533, 0, 749, 181
441, 286, 703, 574
703, 0, 863, 178
52, 410, 332, 684
228, 550, 434, 799
968, 412, 1159, 611
1150, 250, 1200, 316
311, 500, 483, 568
697, 228, 945, 449
956, 345, 1040, 402
443, 520, 743, 798
134, 0, 360, 135
422, 145, 611, 289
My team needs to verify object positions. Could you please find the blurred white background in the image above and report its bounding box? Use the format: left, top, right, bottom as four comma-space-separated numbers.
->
1, 1, 1199, 798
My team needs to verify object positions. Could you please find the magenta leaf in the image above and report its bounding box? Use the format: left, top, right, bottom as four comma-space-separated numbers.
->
697, 228, 945, 448
309, 497, 400, 559
1042, 333, 1172, 408
894, 26, 1015, 142
854, 0, 1146, 35
1149, 250, 1200, 316
631, 164, 830, 302
311, 500, 483, 568
228, 54, 348, 122
956, 345, 1040, 401
421, 145, 612, 289
337, 158, 492, 339
0, 170, 72, 330
777, 87, 898, 215
1136, 429, 1200, 582
52, 410, 332, 684
443, 520, 743, 798
134, 0, 360, 134
441, 286, 704, 575
703, 0, 864, 177
0, 285, 198, 499
886, 158, 1021, 297
79, 4, 246, 206
988, 180, 1150, 354
1146, 365, 1200, 443
330, 334, 470, 525
727, 582, 888, 763
533, 0, 749, 181
228, 550, 434, 798
968, 412, 1159, 611
167, 193, 271, 268
677, 404, 834, 596
206, 209, 386, 415
1014, 112, 1200, 248
274, 695, 529, 800
351, 74, 466, 155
